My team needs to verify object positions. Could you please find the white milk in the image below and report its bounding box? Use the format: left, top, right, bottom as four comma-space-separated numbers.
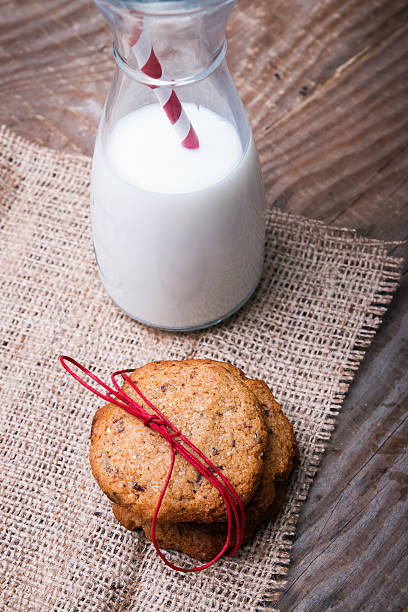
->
91, 103, 265, 329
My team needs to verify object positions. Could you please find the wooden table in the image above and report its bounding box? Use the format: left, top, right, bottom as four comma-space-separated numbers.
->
1, 0, 407, 609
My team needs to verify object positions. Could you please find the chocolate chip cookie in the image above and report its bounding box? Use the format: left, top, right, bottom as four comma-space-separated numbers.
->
90, 359, 268, 523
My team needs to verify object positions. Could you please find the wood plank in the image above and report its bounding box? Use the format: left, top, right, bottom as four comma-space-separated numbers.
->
0, 0, 111, 154
257, 21, 408, 242
230, 0, 408, 134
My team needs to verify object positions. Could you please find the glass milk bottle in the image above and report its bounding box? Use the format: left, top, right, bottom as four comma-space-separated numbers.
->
91, 0, 265, 330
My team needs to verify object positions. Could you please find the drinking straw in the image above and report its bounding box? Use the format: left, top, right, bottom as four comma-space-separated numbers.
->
130, 25, 199, 149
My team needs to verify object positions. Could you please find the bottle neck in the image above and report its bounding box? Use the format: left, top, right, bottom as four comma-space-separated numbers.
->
95, 0, 235, 83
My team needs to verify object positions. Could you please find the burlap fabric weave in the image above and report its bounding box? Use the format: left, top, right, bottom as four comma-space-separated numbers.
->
0, 125, 403, 611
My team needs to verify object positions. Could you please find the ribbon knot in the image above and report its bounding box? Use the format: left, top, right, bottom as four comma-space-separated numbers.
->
143, 414, 163, 428
59, 355, 245, 573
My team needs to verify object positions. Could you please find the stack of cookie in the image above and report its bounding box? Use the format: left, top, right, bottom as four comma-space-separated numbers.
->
90, 359, 297, 561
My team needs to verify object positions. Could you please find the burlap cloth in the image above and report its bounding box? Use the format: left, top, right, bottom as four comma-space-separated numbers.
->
0, 124, 403, 611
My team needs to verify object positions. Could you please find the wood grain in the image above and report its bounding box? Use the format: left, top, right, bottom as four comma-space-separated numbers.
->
0, 0, 407, 610
256, 20, 408, 263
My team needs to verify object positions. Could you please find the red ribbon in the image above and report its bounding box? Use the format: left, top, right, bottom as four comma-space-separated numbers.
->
60, 356, 245, 572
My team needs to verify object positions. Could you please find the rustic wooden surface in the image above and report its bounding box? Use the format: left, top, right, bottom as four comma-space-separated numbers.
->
1, 0, 407, 610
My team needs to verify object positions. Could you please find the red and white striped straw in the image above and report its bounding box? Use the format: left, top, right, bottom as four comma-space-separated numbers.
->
130, 25, 199, 150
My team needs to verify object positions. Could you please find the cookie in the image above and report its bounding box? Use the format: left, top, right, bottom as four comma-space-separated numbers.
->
112, 376, 298, 561
90, 359, 268, 523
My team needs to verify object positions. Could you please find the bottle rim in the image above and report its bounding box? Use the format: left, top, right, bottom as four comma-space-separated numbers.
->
96, 0, 235, 17
113, 38, 227, 86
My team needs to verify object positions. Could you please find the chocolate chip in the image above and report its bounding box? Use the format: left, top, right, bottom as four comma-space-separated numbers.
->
212, 447, 219, 456
93, 511, 102, 517
274, 72, 281, 80
133, 481, 147, 494
264, 409, 270, 417
195, 472, 203, 484
113, 418, 125, 433
160, 383, 169, 392
232, 439, 236, 448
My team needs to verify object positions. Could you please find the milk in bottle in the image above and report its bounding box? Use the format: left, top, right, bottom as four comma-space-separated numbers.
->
91, 103, 264, 329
